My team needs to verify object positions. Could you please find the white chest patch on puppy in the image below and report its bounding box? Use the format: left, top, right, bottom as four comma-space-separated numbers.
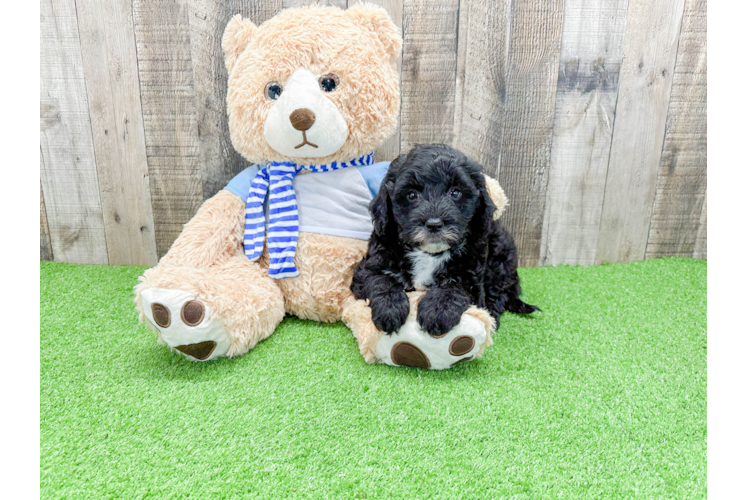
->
407, 249, 452, 291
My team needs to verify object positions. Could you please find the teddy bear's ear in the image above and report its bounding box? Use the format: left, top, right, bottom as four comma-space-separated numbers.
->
222, 14, 257, 73
345, 4, 402, 58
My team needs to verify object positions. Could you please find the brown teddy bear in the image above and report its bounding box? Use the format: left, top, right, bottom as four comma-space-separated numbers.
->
135, 3, 508, 369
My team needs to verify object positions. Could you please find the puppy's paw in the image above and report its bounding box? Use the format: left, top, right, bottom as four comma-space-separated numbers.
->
371, 291, 410, 334
417, 293, 468, 337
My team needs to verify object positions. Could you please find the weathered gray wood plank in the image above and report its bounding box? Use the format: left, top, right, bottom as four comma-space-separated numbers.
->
645, 0, 707, 258
693, 189, 706, 259
76, 0, 159, 266
40, 0, 108, 264
188, 0, 283, 200
282, 0, 347, 8
538, 0, 629, 266
596, 0, 686, 264
496, 0, 565, 267
132, 0, 204, 258
351, 0, 404, 162
40, 180, 53, 262
400, 0, 460, 150
453, 0, 511, 178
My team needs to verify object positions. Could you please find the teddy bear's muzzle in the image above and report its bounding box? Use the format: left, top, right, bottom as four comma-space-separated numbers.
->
263, 68, 348, 158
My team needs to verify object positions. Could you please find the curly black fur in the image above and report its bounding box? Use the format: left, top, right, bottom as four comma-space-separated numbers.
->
352, 144, 539, 336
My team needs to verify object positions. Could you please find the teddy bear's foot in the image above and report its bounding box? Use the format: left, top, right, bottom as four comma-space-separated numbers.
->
141, 288, 230, 361
376, 314, 488, 370
343, 292, 496, 369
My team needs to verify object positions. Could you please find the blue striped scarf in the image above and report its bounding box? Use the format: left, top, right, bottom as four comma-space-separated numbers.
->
244, 152, 375, 279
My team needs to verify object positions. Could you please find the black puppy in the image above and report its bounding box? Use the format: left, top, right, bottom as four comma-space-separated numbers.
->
351, 144, 538, 336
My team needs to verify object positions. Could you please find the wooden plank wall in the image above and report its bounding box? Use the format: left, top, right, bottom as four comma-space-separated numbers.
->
40, 0, 707, 266
539, 0, 628, 266
493, 0, 565, 267
645, 0, 707, 259
40, 181, 53, 261
40, 0, 109, 265
76, 0, 159, 266
596, 0, 687, 263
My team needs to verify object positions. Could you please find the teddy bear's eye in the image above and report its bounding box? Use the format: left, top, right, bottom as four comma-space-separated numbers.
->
449, 188, 462, 200
264, 82, 283, 101
319, 74, 339, 93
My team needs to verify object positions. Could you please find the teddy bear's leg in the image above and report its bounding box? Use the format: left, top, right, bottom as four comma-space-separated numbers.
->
136, 256, 285, 361
135, 189, 285, 360
341, 296, 384, 364
342, 293, 496, 369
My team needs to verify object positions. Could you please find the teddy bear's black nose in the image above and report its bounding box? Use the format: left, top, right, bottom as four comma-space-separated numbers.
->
290, 108, 316, 131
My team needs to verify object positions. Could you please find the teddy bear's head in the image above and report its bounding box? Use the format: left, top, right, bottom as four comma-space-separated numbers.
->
222, 4, 401, 165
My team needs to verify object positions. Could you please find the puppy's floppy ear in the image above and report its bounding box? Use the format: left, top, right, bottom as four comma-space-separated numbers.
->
370, 153, 407, 237
467, 161, 498, 238
370, 181, 392, 237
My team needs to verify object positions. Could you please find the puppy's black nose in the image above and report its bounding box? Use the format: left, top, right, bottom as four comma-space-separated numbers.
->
425, 218, 444, 232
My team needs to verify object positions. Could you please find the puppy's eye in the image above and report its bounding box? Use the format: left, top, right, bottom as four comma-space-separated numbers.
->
449, 188, 462, 200
319, 74, 339, 92
264, 82, 283, 101
406, 191, 418, 201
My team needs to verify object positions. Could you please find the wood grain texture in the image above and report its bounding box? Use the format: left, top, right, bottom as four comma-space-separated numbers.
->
645, 0, 707, 258
693, 189, 706, 259
40, 0, 109, 264
496, 0, 565, 267
538, 0, 629, 266
453, 0, 511, 178
76, 0, 158, 266
282, 0, 347, 8
40, 181, 53, 261
351, 0, 404, 162
188, 0, 283, 200
132, 0, 204, 258
400, 0, 460, 150
596, 0, 686, 264
38, 0, 709, 265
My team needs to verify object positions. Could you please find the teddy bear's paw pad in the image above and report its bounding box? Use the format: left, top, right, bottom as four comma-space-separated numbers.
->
151, 303, 171, 328
376, 314, 487, 370
141, 288, 230, 361
391, 342, 431, 369
181, 300, 205, 326
449, 336, 475, 356
175, 340, 216, 360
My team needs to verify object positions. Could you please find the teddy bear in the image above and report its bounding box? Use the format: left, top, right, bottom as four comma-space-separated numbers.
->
135, 3, 509, 369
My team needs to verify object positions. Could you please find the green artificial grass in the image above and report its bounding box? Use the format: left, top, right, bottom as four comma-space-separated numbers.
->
40, 258, 706, 499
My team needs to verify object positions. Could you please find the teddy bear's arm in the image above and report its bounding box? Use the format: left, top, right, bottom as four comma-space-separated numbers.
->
159, 190, 247, 268
484, 175, 508, 220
